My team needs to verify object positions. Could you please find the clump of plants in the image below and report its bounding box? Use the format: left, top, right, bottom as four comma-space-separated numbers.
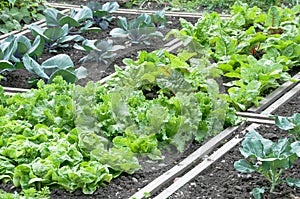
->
0, 0, 46, 34
275, 113, 300, 140
110, 11, 166, 45
234, 130, 300, 198
124, 0, 299, 12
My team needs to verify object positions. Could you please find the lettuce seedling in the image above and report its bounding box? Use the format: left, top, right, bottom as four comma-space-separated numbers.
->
234, 130, 300, 197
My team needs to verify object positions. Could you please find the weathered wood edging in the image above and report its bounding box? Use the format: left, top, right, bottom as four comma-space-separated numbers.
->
130, 124, 246, 199
152, 123, 260, 199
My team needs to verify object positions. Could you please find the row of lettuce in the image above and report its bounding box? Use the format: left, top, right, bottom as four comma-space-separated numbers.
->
0, 1, 300, 197
2, 2, 300, 110
0, 49, 238, 194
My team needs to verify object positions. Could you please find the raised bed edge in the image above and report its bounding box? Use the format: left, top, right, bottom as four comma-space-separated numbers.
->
129, 123, 245, 199
247, 72, 300, 113
262, 82, 300, 115
152, 123, 260, 199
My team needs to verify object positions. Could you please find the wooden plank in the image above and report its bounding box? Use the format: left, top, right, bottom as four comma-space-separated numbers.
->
164, 38, 180, 47
237, 112, 275, 124
129, 124, 243, 199
262, 83, 300, 115
3, 87, 30, 92
153, 123, 260, 199
248, 72, 300, 113
236, 112, 273, 120
245, 118, 275, 125
165, 41, 183, 52
46, 3, 230, 18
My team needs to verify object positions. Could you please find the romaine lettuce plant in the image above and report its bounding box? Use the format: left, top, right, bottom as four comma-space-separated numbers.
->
234, 130, 300, 197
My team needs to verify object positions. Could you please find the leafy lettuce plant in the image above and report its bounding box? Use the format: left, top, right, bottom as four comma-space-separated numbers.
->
23, 54, 87, 83
110, 13, 164, 45
0, 187, 50, 199
225, 80, 263, 111
234, 130, 300, 197
225, 56, 291, 95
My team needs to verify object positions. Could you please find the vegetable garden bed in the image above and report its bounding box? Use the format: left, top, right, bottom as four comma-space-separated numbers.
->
0, 5, 200, 89
150, 86, 300, 199
168, 124, 300, 199
1, 1, 300, 199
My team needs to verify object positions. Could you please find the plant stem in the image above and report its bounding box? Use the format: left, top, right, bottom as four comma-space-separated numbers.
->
269, 169, 283, 193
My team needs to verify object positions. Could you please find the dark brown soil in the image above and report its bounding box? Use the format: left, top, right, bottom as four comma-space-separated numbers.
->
165, 92, 300, 199
272, 91, 300, 117
169, 124, 300, 199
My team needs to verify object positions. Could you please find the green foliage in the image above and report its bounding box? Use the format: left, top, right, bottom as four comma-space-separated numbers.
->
44, 7, 93, 28
168, 4, 300, 110
0, 35, 43, 74
0, 187, 50, 199
125, 0, 299, 12
234, 130, 300, 195
22, 54, 87, 83
0, 77, 141, 193
0, 41, 238, 194
44, 2, 119, 33
110, 12, 165, 45
87, 1, 119, 30
29, 23, 84, 53
74, 39, 125, 64
0, 0, 46, 34
275, 113, 300, 140
109, 50, 231, 145
252, 187, 265, 199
